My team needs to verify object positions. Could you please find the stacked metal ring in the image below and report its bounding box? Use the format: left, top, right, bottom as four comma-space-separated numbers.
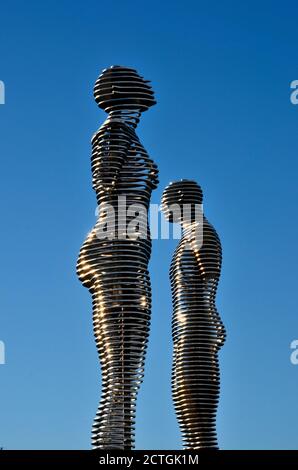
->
77, 66, 158, 449
161, 180, 226, 449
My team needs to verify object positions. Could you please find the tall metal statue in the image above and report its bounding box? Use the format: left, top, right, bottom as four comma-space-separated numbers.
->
77, 66, 159, 449
161, 180, 226, 449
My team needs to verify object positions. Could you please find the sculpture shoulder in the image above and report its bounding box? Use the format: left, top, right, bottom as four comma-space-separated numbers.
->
91, 120, 134, 146
202, 217, 222, 251
171, 236, 192, 264
170, 221, 222, 280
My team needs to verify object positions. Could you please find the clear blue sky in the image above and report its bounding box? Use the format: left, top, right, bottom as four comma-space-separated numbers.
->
0, 0, 298, 450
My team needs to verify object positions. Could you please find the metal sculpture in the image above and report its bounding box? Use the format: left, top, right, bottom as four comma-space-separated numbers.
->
161, 180, 226, 449
77, 66, 159, 449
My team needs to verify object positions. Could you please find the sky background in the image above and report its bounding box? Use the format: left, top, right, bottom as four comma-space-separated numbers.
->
0, 0, 298, 450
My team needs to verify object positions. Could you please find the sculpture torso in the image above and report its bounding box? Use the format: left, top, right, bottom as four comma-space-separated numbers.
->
92, 119, 159, 205
78, 119, 159, 289
171, 217, 225, 349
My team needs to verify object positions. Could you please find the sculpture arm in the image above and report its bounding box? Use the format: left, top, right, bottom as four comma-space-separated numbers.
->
189, 225, 226, 347
91, 123, 132, 193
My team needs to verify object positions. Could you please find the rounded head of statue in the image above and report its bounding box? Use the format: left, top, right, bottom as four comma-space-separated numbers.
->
161, 180, 203, 224
94, 65, 156, 113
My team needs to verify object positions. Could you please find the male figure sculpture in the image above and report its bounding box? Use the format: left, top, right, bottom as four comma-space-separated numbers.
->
77, 66, 159, 449
161, 180, 226, 449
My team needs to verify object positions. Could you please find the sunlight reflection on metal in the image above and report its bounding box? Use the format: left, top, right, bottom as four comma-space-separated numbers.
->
77, 66, 158, 449
161, 180, 226, 450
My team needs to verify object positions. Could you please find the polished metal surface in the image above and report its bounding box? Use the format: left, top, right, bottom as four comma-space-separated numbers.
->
161, 180, 226, 450
77, 66, 158, 449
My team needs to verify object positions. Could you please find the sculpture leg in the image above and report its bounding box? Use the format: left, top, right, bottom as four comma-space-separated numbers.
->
172, 341, 220, 449
91, 272, 151, 449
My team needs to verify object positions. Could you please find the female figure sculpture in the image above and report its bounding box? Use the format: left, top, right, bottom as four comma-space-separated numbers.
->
77, 66, 159, 449
161, 180, 226, 449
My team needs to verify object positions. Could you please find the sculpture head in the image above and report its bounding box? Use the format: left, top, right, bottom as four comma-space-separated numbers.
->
161, 180, 203, 224
94, 65, 156, 114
